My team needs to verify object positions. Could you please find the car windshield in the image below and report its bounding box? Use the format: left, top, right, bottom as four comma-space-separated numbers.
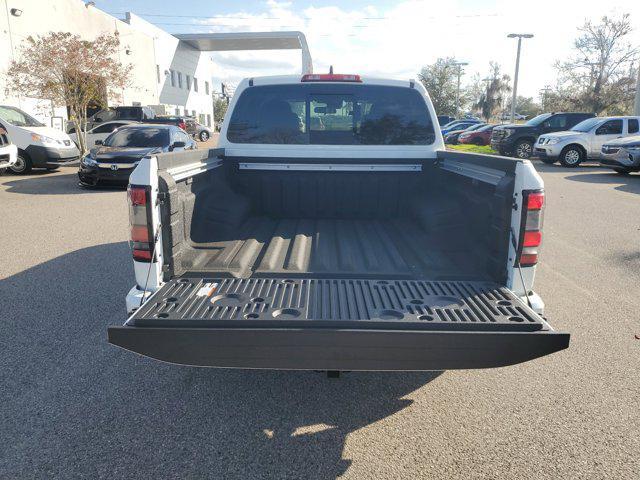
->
104, 127, 168, 147
464, 123, 485, 131
476, 124, 495, 132
115, 107, 142, 120
228, 84, 435, 145
525, 113, 553, 126
0, 105, 45, 127
570, 118, 602, 132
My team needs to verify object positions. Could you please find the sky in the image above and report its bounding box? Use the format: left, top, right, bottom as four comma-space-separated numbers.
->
96, 0, 640, 100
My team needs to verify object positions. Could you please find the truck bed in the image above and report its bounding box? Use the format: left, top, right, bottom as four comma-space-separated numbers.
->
186, 216, 484, 279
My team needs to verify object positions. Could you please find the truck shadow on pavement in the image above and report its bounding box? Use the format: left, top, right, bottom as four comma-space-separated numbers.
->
1, 171, 125, 195
2, 242, 440, 480
531, 162, 640, 195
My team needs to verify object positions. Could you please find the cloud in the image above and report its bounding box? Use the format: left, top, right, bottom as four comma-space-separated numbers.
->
208, 0, 640, 97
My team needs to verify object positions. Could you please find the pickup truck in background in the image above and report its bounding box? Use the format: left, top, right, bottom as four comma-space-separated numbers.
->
108, 73, 569, 372
491, 112, 595, 159
67, 106, 157, 134
535, 116, 640, 167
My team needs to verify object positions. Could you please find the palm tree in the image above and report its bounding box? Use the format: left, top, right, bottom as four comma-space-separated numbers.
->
475, 63, 511, 121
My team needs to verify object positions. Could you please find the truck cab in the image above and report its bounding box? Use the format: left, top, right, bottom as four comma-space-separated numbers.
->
108, 74, 569, 371
491, 112, 595, 159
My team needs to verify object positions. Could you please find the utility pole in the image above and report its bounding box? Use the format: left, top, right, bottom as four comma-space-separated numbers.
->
507, 33, 533, 123
539, 86, 552, 111
635, 66, 640, 115
452, 61, 468, 118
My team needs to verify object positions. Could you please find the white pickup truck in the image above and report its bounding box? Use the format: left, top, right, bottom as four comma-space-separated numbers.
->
108, 73, 569, 371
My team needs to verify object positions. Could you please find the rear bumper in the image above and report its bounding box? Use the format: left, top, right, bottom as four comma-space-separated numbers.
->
108, 325, 569, 371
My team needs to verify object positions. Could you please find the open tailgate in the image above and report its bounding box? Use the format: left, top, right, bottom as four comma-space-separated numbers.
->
108, 277, 569, 370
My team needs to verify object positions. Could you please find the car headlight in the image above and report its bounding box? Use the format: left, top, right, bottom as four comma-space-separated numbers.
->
81, 155, 97, 167
546, 138, 560, 145
31, 133, 62, 146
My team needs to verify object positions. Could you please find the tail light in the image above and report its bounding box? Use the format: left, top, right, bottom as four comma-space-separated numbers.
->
518, 191, 544, 266
128, 185, 154, 262
301, 74, 362, 82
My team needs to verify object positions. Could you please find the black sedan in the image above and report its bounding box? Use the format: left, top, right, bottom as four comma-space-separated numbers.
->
78, 124, 197, 187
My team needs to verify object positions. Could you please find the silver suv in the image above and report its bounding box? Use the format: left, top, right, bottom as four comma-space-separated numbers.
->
535, 116, 640, 167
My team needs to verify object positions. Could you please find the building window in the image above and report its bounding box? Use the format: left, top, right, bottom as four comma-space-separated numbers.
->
199, 113, 206, 124
170, 70, 175, 87
207, 114, 211, 127
186, 75, 191, 90
156, 65, 161, 83
175, 107, 180, 115
193, 78, 198, 92
192, 110, 196, 117
205, 81, 210, 95
177, 72, 183, 89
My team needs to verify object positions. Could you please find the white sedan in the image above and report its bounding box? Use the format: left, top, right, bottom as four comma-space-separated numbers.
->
69, 120, 138, 148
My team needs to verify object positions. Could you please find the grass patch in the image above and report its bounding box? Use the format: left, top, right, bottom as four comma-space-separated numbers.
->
447, 144, 497, 155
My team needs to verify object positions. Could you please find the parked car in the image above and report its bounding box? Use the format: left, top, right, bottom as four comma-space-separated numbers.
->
441, 119, 483, 136
191, 121, 214, 142
69, 120, 138, 148
67, 106, 156, 134
444, 123, 486, 145
437, 115, 455, 127
599, 134, 640, 175
491, 112, 595, 159
501, 112, 527, 121
0, 105, 79, 173
0, 125, 18, 174
535, 116, 640, 167
108, 73, 568, 372
78, 124, 196, 187
145, 115, 189, 131
458, 124, 496, 146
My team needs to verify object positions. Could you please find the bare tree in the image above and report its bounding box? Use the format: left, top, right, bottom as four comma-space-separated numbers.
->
554, 14, 639, 114
6, 32, 131, 154
418, 57, 461, 116
475, 62, 511, 121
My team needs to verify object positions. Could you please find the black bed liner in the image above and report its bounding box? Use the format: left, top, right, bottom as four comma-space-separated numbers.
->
129, 278, 544, 331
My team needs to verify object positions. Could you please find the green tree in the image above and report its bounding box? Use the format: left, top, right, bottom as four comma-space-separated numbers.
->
6, 32, 130, 155
418, 57, 463, 116
554, 14, 639, 114
475, 62, 511, 121
213, 97, 228, 131
505, 96, 542, 119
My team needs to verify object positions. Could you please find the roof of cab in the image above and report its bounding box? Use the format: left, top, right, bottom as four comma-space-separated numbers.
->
241, 74, 418, 89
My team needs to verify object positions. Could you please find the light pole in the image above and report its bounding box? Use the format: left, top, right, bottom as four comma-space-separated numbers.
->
452, 61, 468, 119
507, 33, 533, 123
634, 66, 640, 115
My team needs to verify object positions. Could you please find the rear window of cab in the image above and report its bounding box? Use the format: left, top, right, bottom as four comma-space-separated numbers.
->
227, 84, 435, 145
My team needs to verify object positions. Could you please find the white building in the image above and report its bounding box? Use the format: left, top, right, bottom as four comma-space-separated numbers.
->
124, 13, 215, 127
0, 0, 214, 128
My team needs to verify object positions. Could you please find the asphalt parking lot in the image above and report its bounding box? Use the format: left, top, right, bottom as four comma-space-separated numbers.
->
1, 160, 638, 479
